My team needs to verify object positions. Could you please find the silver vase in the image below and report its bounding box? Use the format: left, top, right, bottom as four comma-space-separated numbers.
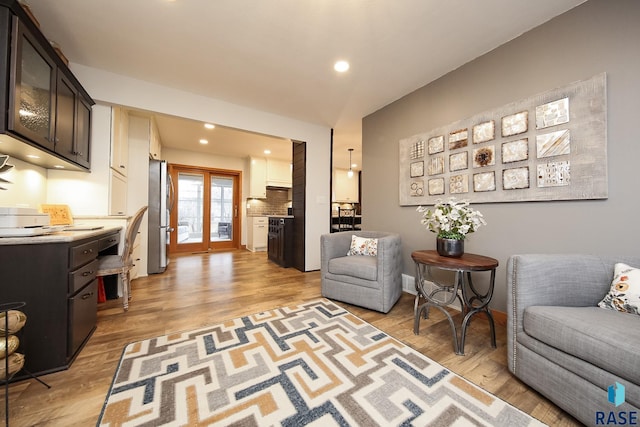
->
436, 237, 464, 257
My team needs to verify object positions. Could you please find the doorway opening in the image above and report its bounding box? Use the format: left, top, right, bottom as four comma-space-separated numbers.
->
169, 163, 241, 253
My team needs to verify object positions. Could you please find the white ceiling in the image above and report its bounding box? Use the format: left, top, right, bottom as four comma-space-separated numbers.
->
24, 0, 585, 170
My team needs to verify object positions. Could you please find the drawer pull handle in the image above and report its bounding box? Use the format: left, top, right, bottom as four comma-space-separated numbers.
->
81, 291, 94, 300
82, 270, 94, 277
83, 249, 94, 255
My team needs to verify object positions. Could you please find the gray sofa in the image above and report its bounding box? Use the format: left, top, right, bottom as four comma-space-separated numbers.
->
507, 254, 640, 426
321, 231, 402, 313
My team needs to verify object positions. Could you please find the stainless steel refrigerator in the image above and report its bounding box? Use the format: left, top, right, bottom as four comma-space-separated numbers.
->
148, 159, 173, 274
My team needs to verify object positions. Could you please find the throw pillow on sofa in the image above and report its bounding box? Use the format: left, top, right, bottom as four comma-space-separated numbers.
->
598, 262, 640, 315
347, 235, 378, 256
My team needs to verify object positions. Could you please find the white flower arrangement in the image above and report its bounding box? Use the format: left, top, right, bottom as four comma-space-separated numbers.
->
417, 198, 486, 240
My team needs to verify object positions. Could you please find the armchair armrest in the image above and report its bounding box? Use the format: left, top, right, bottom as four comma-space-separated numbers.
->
506, 253, 640, 371
507, 254, 618, 312
321, 231, 352, 258
375, 233, 403, 287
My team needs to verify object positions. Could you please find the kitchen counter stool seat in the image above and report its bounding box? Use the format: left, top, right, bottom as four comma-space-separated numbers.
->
96, 206, 148, 311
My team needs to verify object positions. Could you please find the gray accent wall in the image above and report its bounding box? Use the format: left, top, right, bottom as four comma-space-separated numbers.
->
362, 0, 640, 312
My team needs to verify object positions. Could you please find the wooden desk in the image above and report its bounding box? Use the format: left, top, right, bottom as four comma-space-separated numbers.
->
0, 227, 121, 379
411, 250, 498, 355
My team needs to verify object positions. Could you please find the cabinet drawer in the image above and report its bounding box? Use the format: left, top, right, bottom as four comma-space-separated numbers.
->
69, 240, 99, 269
68, 279, 98, 357
69, 258, 98, 295
99, 233, 120, 252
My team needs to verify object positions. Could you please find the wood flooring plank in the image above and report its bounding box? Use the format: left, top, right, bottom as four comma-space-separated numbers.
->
0, 249, 580, 426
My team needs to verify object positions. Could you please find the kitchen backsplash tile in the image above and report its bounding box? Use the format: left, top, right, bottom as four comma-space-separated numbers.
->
247, 188, 291, 216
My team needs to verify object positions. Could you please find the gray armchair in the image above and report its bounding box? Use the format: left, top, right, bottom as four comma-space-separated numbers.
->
507, 254, 640, 425
321, 231, 402, 313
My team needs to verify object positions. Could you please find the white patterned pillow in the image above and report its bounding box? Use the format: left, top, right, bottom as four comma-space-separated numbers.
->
347, 235, 378, 257
598, 263, 640, 315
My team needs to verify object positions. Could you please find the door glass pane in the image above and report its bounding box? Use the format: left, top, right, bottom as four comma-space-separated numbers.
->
19, 38, 52, 139
211, 176, 233, 242
177, 173, 204, 244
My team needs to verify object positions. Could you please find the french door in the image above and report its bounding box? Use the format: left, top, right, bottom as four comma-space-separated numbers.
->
169, 164, 240, 252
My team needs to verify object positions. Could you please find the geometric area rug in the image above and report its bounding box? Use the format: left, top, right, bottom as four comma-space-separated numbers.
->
97, 299, 545, 426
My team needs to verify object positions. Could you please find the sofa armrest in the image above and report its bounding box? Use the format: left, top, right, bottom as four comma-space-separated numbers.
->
506, 253, 640, 372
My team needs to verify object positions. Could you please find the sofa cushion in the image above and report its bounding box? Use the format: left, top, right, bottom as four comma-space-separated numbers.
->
598, 262, 640, 315
523, 306, 640, 385
328, 255, 377, 281
347, 235, 378, 256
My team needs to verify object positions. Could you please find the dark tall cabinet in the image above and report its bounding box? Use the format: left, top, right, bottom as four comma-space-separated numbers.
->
268, 217, 293, 268
291, 141, 306, 271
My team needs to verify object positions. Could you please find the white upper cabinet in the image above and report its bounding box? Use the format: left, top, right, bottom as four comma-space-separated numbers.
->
266, 159, 292, 188
149, 117, 162, 160
110, 106, 129, 177
333, 168, 359, 203
248, 156, 267, 198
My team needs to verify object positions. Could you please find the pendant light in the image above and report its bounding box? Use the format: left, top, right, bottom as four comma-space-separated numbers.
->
347, 148, 354, 178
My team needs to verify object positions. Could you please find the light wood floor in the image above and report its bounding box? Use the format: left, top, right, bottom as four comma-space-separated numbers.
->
2, 249, 581, 426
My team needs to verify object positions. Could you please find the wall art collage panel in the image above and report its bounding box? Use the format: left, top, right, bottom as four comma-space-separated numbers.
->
398, 73, 607, 206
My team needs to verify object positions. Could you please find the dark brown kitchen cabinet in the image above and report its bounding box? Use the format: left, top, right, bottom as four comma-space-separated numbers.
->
53, 72, 92, 168
268, 217, 293, 268
0, 0, 94, 171
7, 13, 56, 151
74, 95, 92, 168
0, 229, 120, 380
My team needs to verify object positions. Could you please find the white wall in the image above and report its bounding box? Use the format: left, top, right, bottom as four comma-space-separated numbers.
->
0, 157, 47, 208
70, 65, 331, 271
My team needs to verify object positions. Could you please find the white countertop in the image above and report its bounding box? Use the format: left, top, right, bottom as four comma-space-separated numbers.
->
74, 215, 130, 220
0, 226, 122, 245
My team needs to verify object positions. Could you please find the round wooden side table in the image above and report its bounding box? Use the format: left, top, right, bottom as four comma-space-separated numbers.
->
411, 250, 499, 355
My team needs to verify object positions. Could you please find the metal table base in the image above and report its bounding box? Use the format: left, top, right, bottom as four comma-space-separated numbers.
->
412, 250, 498, 355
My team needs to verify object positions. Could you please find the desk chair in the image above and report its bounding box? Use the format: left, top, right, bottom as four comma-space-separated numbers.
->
96, 206, 148, 311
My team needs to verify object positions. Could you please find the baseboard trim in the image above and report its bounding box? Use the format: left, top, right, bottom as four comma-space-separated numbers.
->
491, 309, 507, 326
402, 273, 416, 294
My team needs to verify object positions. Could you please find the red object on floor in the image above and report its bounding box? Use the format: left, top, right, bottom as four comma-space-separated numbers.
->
97, 276, 106, 303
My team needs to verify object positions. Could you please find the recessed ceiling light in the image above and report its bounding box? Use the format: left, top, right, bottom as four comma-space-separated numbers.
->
334, 60, 350, 73
54, 165, 64, 169
199, 139, 208, 144
204, 123, 215, 129
26, 154, 40, 159
264, 149, 271, 155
